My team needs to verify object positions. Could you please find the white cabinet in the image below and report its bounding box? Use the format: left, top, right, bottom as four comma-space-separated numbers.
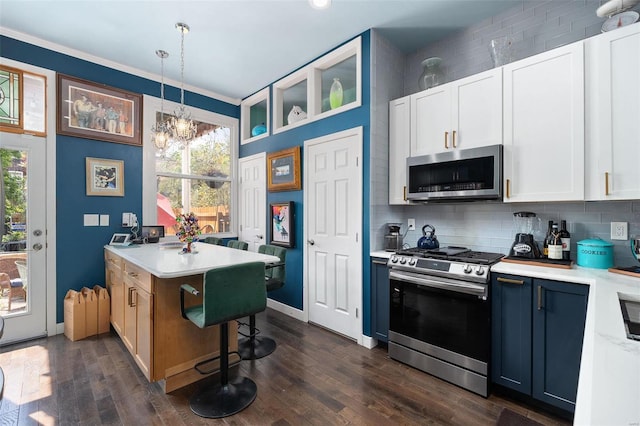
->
410, 67, 502, 156
585, 23, 640, 201
389, 96, 411, 205
503, 42, 584, 202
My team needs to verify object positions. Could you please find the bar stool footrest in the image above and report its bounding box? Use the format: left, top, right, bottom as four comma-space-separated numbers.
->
194, 351, 241, 375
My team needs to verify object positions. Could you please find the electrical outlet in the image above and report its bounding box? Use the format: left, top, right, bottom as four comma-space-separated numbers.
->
611, 222, 628, 240
408, 218, 416, 231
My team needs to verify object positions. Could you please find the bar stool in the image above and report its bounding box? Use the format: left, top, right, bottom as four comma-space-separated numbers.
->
180, 262, 266, 418
227, 240, 248, 250
238, 244, 286, 360
203, 237, 224, 246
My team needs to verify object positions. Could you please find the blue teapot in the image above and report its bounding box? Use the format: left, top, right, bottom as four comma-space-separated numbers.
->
417, 224, 439, 250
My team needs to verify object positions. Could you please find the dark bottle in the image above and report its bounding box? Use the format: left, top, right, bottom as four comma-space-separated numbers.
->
547, 223, 563, 260
560, 220, 571, 261
543, 220, 553, 258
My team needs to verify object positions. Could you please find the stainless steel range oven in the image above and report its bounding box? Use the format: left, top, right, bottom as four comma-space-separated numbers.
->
387, 246, 504, 397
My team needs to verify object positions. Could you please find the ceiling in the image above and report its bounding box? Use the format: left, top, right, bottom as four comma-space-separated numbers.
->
0, 0, 518, 103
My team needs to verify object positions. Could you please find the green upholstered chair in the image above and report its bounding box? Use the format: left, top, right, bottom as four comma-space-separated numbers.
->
238, 244, 286, 360
203, 236, 225, 246
227, 240, 248, 250
180, 262, 266, 418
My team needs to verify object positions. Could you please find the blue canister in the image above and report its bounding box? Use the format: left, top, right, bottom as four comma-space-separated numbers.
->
251, 123, 267, 137
576, 238, 614, 269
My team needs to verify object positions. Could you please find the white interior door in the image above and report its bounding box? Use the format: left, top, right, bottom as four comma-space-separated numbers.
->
238, 153, 266, 252
0, 135, 47, 343
304, 127, 362, 342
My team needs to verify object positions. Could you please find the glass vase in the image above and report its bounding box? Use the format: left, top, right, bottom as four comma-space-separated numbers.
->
329, 78, 343, 109
418, 57, 444, 91
489, 36, 512, 67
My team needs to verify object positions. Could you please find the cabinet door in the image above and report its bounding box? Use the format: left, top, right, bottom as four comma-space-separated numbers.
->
134, 286, 152, 380
105, 255, 124, 336
371, 259, 390, 342
532, 279, 588, 413
585, 24, 640, 200
410, 85, 450, 156
503, 42, 584, 202
123, 280, 136, 353
389, 96, 411, 205
452, 68, 502, 150
491, 273, 532, 394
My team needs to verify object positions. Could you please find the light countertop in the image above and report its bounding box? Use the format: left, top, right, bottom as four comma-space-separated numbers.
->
105, 241, 280, 279
491, 262, 640, 426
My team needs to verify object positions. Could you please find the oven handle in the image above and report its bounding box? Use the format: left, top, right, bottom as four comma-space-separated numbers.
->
389, 270, 487, 299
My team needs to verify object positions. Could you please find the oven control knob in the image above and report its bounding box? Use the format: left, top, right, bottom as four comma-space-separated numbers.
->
390, 256, 398, 263
408, 258, 417, 266
475, 266, 485, 276
399, 257, 407, 265
463, 264, 472, 274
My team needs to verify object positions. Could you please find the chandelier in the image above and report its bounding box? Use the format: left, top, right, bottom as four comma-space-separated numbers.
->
168, 22, 197, 147
151, 49, 170, 153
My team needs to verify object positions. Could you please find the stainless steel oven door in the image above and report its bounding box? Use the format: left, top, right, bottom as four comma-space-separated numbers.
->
389, 269, 490, 365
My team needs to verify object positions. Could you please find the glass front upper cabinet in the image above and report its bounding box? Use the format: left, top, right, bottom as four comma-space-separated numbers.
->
240, 87, 269, 144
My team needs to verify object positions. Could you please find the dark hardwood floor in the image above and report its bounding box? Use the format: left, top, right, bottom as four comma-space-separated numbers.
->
0, 309, 571, 425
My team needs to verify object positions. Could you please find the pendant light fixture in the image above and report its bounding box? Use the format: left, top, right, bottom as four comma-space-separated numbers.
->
168, 22, 197, 147
151, 49, 170, 153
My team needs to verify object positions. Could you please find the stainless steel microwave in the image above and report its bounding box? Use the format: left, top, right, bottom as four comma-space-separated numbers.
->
407, 144, 502, 202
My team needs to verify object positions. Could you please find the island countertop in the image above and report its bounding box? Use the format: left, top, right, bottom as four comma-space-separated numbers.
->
104, 241, 280, 279
491, 261, 640, 426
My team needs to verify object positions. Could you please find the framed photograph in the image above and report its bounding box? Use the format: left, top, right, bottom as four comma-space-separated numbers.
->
267, 146, 301, 191
86, 157, 124, 197
270, 201, 294, 248
57, 73, 142, 146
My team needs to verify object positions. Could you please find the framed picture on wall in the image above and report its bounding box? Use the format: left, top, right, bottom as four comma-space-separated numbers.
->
57, 73, 143, 146
267, 146, 301, 191
270, 201, 294, 248
86, 157, 124, 196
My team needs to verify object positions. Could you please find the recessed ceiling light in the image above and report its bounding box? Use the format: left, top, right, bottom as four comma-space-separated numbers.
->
309, 0, 331, 10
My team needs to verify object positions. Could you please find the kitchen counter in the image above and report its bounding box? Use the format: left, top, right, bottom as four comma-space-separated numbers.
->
491, 262, 640, 426
105, 241, 280, 278
370, 250, 394, 259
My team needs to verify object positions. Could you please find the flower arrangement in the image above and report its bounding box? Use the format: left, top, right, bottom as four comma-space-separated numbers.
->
175, 212, 201, 253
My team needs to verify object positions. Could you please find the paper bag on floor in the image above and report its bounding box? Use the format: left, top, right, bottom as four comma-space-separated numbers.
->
93, 285, 111, 334
81, 287, 98, 337
64, 289, 86, 341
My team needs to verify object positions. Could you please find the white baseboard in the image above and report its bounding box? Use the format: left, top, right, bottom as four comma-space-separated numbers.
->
55, 322, 64, 335
361, 335, 378, 349
267, 298, 305, 322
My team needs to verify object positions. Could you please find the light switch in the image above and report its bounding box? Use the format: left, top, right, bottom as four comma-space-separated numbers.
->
84, 214, 99, 226
100, 215, 109, 226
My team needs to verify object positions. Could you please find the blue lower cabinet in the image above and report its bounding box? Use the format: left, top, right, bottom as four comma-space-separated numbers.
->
532, 278, 589, 412
491, 274, 588, 413
371, 258, 389, 342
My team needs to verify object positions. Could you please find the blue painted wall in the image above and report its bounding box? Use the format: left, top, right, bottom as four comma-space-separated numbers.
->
1, 35, 239, 323
239, 32, 372, 335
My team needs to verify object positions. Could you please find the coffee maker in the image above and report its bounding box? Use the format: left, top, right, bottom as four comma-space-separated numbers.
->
384, 223, 404, 252
509, 211, 542, 259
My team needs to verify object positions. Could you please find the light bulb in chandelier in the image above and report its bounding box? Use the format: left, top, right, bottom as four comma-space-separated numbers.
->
152, 49, 170, 154
169, 22, 197, 146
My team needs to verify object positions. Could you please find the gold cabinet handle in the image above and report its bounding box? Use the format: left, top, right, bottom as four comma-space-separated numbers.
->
452, 130, 457, 148
444, 131, 449, 149
497, 277, 524, 285
605, 172, 610, 196
128, 271, 139, 278
506, 179, 511, 198
403, 186, 407, 201
128, 286, 135, 307
537, 285, 543, 311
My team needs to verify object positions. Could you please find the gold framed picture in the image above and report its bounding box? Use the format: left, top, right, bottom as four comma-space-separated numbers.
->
86, 157, 124, 197
267, 146, 301, 192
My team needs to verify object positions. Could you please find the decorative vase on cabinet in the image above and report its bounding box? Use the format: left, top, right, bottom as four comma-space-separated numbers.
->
418, 57, 444, 90
329, 78, 343, 109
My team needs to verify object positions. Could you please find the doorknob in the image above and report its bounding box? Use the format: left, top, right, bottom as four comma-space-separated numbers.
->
257, 234, 263, 239
33, 243, 43, 251
307, 239, 315, 245
33, 229, 43, 236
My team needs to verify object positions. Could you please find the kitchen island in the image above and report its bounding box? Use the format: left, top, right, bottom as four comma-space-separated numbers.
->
104, 242, 279, 393
491, 261, 640, 426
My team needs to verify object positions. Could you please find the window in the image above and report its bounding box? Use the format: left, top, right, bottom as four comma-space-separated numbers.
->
143, 95, 238, 238
0, 65, 46, 135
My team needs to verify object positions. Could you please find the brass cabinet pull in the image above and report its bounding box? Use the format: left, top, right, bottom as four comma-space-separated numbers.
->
444, 131, 449, 149
506, 179, 511, 198
128, 271, 138, 278
537, 285, 543, 311
403, 185, 407, 201
497, 277, 524, 285
452, 130, 457, 148
127, 287, 134, 306
605, 172, 610, 196
131, 288, 137, 308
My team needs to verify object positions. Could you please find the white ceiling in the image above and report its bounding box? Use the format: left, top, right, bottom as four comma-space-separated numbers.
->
0, 0, 518, 104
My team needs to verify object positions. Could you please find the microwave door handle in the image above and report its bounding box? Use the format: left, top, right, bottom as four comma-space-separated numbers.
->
389, 270, 486, 298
